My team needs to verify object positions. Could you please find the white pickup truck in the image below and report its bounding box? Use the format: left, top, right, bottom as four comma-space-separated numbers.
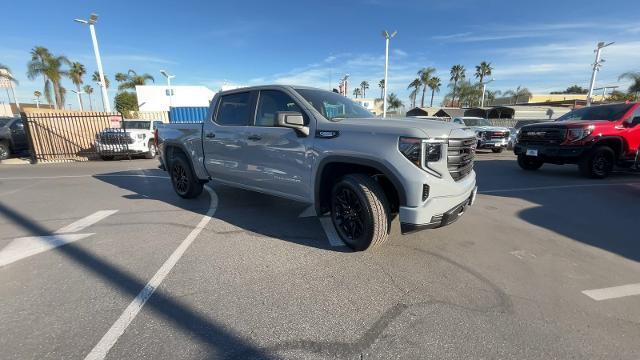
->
95, 119, 162, 160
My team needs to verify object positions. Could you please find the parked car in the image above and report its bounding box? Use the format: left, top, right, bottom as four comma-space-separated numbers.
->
95, 119, 162, 160
514, 102, 640, 178
0, 117, 29, 160
507, 120, 549, 150
157, 85, 478, 251
451, 117, 510, 153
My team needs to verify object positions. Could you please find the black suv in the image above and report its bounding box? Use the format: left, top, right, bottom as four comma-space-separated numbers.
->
0, 117, 29, 160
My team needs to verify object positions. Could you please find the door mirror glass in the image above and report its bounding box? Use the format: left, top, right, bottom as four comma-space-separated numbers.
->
277, 111, 309, 136
631, 116, 640, 126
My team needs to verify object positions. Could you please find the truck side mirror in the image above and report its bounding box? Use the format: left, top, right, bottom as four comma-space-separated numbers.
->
276, 111, 309, 136
631, 116, 640, 127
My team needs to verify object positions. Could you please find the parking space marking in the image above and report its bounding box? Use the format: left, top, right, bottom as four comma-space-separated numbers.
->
55, 210, 118, 234
0, 233, 94, 267
480, 181, 640, 194
582, 283, 640, 301
84, 186, 218, 360
318, 217, 346, 247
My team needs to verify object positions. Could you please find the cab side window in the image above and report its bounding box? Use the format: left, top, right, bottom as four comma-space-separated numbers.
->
255, 90, 302, 127
10, 120, 24, 131
216, 92, 252, 126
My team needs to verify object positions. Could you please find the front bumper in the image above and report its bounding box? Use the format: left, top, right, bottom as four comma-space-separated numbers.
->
478, 138, 508, 149
399, 172, 477, 234
96, 142, 148, 154
514, 143, 587, 163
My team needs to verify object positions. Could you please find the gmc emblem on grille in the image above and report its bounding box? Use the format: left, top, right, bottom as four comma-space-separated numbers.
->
527, 131, 546, 136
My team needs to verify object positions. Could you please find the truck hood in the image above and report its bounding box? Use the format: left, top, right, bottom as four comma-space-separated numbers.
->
328, 117, 474, 139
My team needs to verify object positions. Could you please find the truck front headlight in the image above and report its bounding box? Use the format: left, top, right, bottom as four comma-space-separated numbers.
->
137, 134, 146, 140
399, 137, 443, 177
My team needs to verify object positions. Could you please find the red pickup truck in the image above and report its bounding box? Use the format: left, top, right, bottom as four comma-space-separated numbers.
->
514, 102, 640, 178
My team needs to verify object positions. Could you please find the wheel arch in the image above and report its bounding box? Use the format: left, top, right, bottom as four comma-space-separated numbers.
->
592, 136, 625, 159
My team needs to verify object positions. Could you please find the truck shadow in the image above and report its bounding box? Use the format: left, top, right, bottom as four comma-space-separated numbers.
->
93, 169, 349, 253
475, 158, 640, 262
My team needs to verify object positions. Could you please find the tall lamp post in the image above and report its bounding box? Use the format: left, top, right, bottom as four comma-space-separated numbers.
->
586, 41, 614, 107
74, 13, 111, 112
382, 30, 397, 118
160, 70, 175, 109
71, 89, 84, 111
480, 78, 495, 107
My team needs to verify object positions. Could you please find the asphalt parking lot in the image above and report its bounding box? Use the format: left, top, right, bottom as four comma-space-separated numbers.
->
1, 152, 639, 359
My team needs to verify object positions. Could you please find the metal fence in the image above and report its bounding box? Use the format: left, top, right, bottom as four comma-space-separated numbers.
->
22, 111, 125, 163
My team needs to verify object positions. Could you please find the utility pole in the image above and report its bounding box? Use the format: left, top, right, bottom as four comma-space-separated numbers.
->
382, 30, 397, 118
75, 13, 111, 112
480, 78, 495, 108
586, 41, 614, 106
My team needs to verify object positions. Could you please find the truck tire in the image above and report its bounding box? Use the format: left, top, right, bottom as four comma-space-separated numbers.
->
330, 174, 390, 251
492, 148, 503, 153
0, 141, 9, 160
144, 140, 157, 159
517, 154, 543, 171
170, 153, 203, 198
579, 146, 614, 179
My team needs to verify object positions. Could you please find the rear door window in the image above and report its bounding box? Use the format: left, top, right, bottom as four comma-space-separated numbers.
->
215, 92, 253, 126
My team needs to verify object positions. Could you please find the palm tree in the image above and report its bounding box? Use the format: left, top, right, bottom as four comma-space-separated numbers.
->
69, 62, 86, 109
618, 71, 640, 101
27, 48, 71, 109
114, 69, 155, 91
386, 92, 403, 112
378, 79, 385, 99
92, 71, 110, 89
0, 63, 16, 83
427, 77, 441, 107
407, 78, 421, 108
503, 86, 532, 105
83, 85, 94, 111
475, 61, 493, 84
352, 88, 362, 98
484, 90, 501, 106
418, 67, 436, 107
449, 64, 466, 106
360, 81, 369, 98
27, 46, 52, 105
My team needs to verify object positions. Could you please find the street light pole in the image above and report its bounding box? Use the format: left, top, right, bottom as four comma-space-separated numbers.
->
382, 30, 397, 118
480, 78, 495, 107
71, 90, 84, 111
160, 70, 176, 110
586, 41, 614, 107
75, 14, 111, 112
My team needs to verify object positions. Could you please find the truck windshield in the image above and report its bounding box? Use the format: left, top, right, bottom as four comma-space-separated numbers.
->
0, 118, 13, 127
122, 121, 151, 129
556, 104, 633, 122
295, 89, 374, 120
463, 118, 492, 126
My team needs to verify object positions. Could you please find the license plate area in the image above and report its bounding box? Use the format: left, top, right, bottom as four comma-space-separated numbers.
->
526, 149, 538, 156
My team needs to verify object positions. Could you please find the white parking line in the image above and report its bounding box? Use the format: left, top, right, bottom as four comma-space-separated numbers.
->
318, 217, 346, 247
55, 210, 118, 234
0, 233, 94, 267
480, 182, 640, 194
582, 283, 640, 301
84, 186, 218, 360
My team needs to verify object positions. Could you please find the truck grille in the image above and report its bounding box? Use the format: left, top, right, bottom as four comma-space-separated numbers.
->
518, 128, 566, 145
447, 137, 475, 181
99, 132, 134, 145
485, 131, 509, 140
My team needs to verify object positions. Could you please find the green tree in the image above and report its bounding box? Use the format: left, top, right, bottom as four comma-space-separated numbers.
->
92, 71, 110, 89
114, 69, 155, 91
27, 47, 70, 109
418, 67, 436, 107
386, 92, 403, 111
618, 71, 640, 101
352, 88, 362, 98
83, 85, 94, 111
407, 78, 421, 108
474, 61, 492, 84
608, 90, 634, 102
0, 63, 17, 83
485, 89, 502, 106
449, 64, 466, 106
27, 47, 52, 104
360, 80, 369, 98
551, 85, 588, 94
378, 79, 385, 99
427, 77, 441, 107
450, 81, 482, 107
114, 91, 139, 117
503, 86, 532, 105
69, 62, 86, 109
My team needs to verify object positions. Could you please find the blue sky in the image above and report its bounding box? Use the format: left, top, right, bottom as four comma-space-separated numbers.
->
2, 0, 640, 109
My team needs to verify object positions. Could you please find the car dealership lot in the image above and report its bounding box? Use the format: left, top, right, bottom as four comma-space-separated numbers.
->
1, 154, 639, 359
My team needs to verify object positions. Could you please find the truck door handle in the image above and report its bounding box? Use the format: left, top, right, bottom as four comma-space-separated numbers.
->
247, 134, 262, 141
205, 132, 216, 138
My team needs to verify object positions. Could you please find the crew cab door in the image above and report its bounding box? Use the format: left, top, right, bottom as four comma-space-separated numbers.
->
243, 89, 313, 201
10, 119, 28, 151
625, 106, 640, 158
202, 91, 255, 184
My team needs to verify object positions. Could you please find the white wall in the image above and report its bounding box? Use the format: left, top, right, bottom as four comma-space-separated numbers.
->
135, 85, 216, 112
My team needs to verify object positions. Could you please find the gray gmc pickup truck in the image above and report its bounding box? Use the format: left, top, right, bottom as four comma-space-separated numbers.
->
157, 85, 477, 250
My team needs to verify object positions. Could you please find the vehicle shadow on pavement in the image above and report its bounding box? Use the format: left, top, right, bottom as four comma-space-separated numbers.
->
0, 200, 274, 359
94, 169, 349, 253
475, 159, 640, 262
